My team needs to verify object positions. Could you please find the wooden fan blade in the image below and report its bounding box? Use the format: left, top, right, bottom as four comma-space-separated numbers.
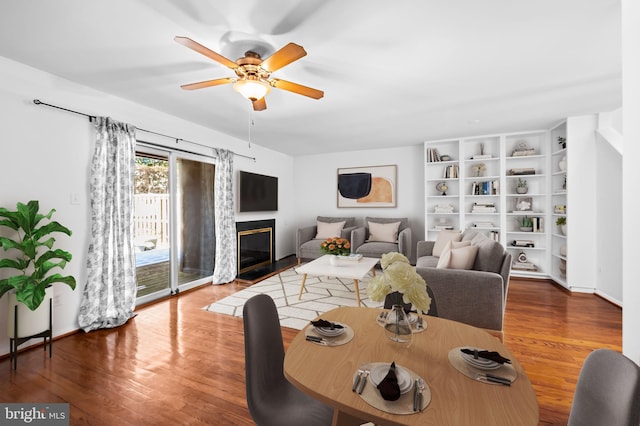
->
252, 97, 267, 111
271, 79, 324, 99
174, 36, 237, 69
180, 77, 234, 90
261, 43, 307, 72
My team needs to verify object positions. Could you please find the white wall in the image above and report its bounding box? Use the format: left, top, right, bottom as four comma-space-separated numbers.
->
0, 56, 296, 356
622, 0, 640, 363
595, 111, 622, 304
293, 145, 426, 262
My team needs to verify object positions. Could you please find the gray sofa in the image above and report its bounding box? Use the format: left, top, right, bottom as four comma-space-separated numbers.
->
296, 216, 357, 263
415, 230, 512, 331
351, 217, 412, 261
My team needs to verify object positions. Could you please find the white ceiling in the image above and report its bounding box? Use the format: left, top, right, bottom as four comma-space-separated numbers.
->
0, 0, 621, 156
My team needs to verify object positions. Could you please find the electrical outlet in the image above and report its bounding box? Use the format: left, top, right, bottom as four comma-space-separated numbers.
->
70, 192, 80, 205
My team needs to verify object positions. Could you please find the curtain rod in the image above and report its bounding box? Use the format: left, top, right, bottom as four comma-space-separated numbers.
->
33, 99, 256, 162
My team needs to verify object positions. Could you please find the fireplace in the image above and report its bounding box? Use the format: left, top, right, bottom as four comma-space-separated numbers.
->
236, 219, 276, 275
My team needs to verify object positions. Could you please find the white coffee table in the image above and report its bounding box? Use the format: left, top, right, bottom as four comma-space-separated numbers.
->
296, 255, 379, 306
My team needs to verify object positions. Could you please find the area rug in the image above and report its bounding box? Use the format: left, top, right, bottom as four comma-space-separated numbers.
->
203, 265, 383, 330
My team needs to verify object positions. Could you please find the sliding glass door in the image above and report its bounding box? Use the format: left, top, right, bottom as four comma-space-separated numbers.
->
134, 146, 216, 304
172, 157, 216, 288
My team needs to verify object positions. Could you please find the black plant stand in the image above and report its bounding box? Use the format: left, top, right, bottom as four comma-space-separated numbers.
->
9, 298, 52, 370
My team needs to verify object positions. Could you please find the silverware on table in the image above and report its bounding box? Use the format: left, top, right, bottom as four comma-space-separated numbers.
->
475, 373, 511, 386
352, 369, 364, 392
413, 378, 420, 411
305, 335, 329, 345
417, 378, 425, 411
357, 369, 369, 394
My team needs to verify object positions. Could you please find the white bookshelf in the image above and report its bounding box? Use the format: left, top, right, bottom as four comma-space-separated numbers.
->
425, 130, 549, 278
549, 121, 568, 287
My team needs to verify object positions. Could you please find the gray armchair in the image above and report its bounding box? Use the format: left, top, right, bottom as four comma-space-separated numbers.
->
414, 231, 511, 331
296, 216, 357, 263
351, 217, 412, 261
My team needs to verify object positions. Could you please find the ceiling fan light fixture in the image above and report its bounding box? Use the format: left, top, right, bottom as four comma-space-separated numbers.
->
233, 79, 271, 101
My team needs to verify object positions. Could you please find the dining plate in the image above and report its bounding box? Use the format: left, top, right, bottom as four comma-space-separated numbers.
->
369, 364, 413, 394
460, 351, 501, 370
314, 323, 346, 337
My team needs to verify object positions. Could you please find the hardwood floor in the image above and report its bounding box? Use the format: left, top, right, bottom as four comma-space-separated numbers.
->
0, 277, 621, 425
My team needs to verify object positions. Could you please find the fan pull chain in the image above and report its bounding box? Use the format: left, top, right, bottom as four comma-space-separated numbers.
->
248, 109, 253, 149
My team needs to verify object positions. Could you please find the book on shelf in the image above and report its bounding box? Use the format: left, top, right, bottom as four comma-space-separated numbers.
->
470, 154, 492, 159
471, 180, 498, 195
444, 164, 459, 178
427, 147, 441, 162
511, 148, 536, 157
532, 216, 544, 232
434, 203, 455, 213
435, 225, 454, 230
471, 202, 496, 213
472, 222, 495, 228
426, 147, 451, 162
512, 261, 538, 271
511, 240, 535, 247
507, 168, 536, 175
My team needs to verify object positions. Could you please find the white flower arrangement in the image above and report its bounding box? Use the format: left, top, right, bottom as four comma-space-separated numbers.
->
472, 163, 487, 177
366, 252, 432, 313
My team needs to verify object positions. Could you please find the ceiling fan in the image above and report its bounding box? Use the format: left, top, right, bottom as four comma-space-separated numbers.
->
175, 36, 324, 111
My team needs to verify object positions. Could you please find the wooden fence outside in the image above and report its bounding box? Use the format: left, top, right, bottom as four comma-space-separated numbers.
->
134, 194, 170, 247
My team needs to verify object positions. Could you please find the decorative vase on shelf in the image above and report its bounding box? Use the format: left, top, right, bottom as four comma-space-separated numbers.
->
560, 224, 567, 236
558, 156, 567, 171
384, 304, 413, 347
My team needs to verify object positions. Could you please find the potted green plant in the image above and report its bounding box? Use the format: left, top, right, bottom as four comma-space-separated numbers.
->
556, 216, 567, 236
518, 216, 533, 232
516, 178, 528, 194
0, 200, 76, 338
557, 136, 566, 149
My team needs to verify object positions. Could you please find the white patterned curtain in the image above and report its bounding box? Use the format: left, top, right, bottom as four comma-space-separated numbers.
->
211, 148, 237, 284
78, 117, 137, 332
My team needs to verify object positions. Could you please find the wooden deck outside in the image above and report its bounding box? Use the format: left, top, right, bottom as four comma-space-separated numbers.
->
136, 261, 207, 298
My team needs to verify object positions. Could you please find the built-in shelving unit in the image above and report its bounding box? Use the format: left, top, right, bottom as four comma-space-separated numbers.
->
503, 131, 548, 278
425, 116, 599, 290
425, 140, 461, 234
549, 121, 568, 287
424, 130, 549, 278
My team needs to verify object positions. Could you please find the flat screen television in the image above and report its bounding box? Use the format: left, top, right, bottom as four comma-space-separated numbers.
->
239, 171, 278, 212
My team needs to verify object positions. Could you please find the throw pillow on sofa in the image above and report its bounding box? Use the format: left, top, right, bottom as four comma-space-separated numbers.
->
368, 221, 401, 242
315, 221, 346, 239
433, 230, 463, 257
470, 232, 505, 273
436, 240, 478, 269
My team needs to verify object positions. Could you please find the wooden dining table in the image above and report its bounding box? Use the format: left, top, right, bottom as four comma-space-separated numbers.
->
283, 307, 539, 426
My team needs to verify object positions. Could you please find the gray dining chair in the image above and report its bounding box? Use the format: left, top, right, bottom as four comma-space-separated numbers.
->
243, 294, 333, 426
567, 348, 640, 426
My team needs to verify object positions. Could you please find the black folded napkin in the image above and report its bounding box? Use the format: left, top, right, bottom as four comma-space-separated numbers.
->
310, 319, 343, 329
461, 348, 511, 364
377, 362, 401, 401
